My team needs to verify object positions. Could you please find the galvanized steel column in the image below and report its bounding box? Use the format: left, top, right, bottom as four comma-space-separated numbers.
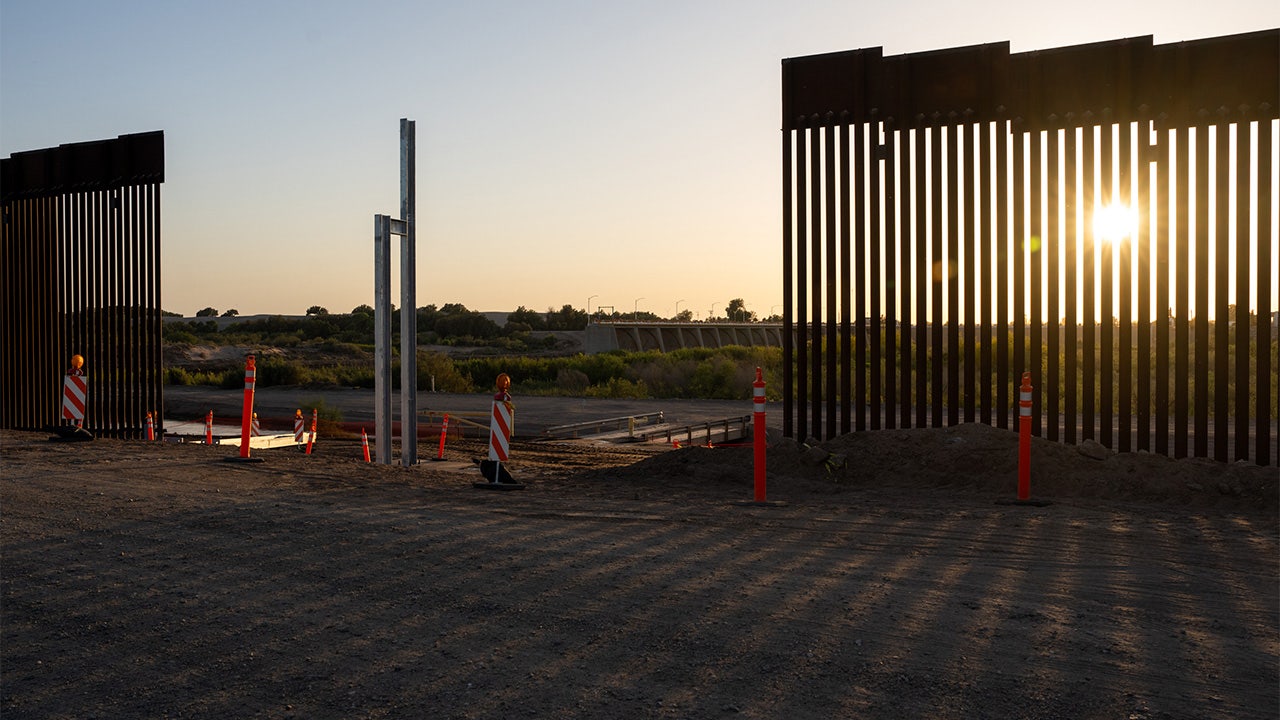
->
400, 118, 417, 466
374, 214, 393, 464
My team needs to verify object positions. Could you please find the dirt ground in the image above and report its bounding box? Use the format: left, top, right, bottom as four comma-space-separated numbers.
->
2, 421, 1277, 719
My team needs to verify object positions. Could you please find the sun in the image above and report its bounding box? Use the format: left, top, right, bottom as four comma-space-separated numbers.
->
1093, 203, 1136, 245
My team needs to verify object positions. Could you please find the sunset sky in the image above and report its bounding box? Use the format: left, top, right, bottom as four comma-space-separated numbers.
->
3, 0, 1277, 318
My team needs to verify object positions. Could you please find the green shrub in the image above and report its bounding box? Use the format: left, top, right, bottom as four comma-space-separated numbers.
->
257, 357, 303, 386
584, 377, 649, 399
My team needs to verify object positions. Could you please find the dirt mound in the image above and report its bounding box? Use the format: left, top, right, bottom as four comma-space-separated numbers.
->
588, 423, 1279, 518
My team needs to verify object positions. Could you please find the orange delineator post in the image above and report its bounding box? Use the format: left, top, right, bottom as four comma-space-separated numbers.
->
361, 428, 371, 462
435, 414, 450, 460
293, 409, 304, 445
1018, 372, 1033, 501
205, 411, 213, 445
305, 409, 317, 455
145, 412, 155, 441
238, 355, 257, 459
752, 366, 767, 503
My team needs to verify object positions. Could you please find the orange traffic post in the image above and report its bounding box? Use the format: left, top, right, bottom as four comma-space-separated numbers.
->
1018, 372, 1032, 501
305, 409, 317, 455
753, 367, 767, 503
361, 428, 371, 462
432, 413, 450, 461
204, 411, 213, 445
293, 409, 304, 445
237, 355, 257, 459
145, 412, 155, 441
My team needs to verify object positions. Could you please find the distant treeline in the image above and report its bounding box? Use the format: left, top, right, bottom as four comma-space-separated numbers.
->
164, 343, 784, 402
163, 305, 785, 400
165, 303, 580, 352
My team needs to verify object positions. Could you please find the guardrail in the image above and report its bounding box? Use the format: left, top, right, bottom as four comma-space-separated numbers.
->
632, 415, 753, 446
543, 412, 665, 440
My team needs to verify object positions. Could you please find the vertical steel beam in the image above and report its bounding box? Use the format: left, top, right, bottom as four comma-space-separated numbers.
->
1257, 122, 1273, 465
853, 119, 866, 434
1046, 127, 1060, 442
1029, 129, 1043, 436
915, 125, 929, 427
1234, 120, 1252, 461
946, 120, 960, 426
963, 120, 977, 425
930, 124, 944, 427
869, 120, 882, 431
1137, 122, 1154, 453
810, 118, 823, 438
884, 123, 898, 430
1174, 126, 1191, 458
1155, 123, 1171, 456
400, 118, 418, 466
1012, 123, 1027, 429
1193, 125, 1210, 457
795, 121, 808, 442
1100, 120, 1115, 448
978, 120, 993, 427
782, 130, 794, 438
374, 214, 393, 464
1063, 126, 1078, 444
823, 121, 837, 439
839, 119, 853, 436
1213, 116, 1230, 462
996, 120, 1010, 430
1118, 121, 1134, 453
899, 127, 915, 428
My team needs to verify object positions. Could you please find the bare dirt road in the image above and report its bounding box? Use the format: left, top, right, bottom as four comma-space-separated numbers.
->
2, 423, 1276, 719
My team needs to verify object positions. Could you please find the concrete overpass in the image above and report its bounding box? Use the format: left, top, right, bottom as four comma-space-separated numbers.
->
585, 322, 783, 353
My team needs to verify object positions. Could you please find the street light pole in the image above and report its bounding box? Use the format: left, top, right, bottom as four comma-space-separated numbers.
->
709, 303, 718, 323
675, 299, 686, 321
634, 297, 645, 322
588, 294, 598, 322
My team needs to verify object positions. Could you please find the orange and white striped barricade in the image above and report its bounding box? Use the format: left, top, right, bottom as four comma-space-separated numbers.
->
50, 354, 94, 441
61, 355, 87, 428
251, 413, 261, 437
475, 373, 522, 489
293, 409, 304, 446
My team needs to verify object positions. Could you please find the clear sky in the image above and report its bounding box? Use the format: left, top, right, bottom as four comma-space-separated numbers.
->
2, 0, 1277, 319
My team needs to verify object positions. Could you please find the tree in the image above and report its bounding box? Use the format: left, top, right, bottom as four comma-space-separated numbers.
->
195, 307, 218, 317
674, 309, 694, 323
221, 309, 239, 318
725, 298, 749, 322
545, 304, 587, 331
306, 305, 329, 316
508, 306, 547, 330
351, 304, 374, 316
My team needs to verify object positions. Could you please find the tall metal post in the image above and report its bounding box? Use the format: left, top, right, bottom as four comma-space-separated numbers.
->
374, 214, 393, 464
400, 118, 418, 465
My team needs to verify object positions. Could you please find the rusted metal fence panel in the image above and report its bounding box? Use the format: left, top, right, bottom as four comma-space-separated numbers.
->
2, 131, 164, 437
782, 30, 1278, 465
